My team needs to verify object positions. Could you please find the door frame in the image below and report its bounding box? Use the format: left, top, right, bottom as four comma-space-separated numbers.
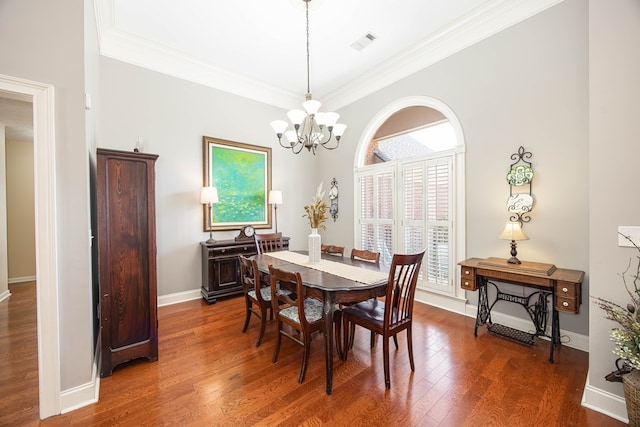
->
0, 73, 60, 418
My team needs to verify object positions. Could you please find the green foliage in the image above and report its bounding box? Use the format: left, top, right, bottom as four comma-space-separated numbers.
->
595, 234, 640, 371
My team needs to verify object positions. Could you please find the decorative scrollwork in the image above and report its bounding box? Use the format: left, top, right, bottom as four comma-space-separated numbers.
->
506, 146, 534, 227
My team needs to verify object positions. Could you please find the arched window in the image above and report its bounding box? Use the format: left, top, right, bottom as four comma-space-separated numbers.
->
354, 97, 465, 297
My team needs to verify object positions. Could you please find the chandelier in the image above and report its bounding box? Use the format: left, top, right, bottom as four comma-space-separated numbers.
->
270, 0, 346, 155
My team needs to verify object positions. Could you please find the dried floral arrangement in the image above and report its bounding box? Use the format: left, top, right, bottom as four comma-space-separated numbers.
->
594, 234, 640, 377
303, 183, 328, 230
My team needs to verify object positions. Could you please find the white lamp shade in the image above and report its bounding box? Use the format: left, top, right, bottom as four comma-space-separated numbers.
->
302, 99, 321, 115
332, 123, 347, 137
200, 186, 219, 204
498, 222, 528, 241
268, 190, 282, 205
284, 130, 298, 144
287, 109, 307, 126
270, 120, 289, 135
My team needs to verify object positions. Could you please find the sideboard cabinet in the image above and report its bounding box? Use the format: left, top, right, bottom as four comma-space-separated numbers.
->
201, 237, 289, 304
97, 148, 159, 377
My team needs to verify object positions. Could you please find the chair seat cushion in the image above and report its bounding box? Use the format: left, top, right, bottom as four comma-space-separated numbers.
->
343, 299, 406, 325
343, 298, 385, 324
248, 287, 290, 301
280, 298, 323, 323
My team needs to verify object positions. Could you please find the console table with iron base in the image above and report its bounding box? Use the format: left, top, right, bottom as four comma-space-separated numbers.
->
458, 257, 584, 363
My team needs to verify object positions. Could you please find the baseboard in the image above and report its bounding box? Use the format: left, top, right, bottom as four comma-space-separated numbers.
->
582, 370, 628, 423
157, 288, 201, 307
0, 289, 10, 303
8, 275, 36, 284
415, 288, 468, 314
60, 342, 100, 414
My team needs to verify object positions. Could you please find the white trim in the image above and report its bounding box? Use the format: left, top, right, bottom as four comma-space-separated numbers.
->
60, 343, 100, 414
0, 73, 60, 418
582, 374, 628, 423
353, 96, 465, 169
325, 0, 566, 110
0, 289, 10, 303
94, 0, 565, 111
157, 288, 202, 307
8, 275, 37, 284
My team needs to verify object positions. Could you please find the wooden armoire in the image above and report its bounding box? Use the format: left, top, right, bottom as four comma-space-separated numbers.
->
97, 148, 159, 377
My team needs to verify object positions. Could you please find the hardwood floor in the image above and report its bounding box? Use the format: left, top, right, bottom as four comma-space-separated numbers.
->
1, 281, 625, 426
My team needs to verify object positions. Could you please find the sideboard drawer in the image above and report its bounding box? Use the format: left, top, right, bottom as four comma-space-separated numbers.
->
555, 281, 581, 314
556, 296, 578, 313
460, 267, 476, 291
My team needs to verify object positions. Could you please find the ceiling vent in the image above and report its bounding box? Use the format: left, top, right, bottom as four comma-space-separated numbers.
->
350, 32, 377, 51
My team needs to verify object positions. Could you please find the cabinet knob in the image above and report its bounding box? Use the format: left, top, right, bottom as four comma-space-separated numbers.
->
563, 301, 569, 307
464, 281, 469, 286
221, 249, 226, 253
562, 287, 568, 293
464, 270, 469, 275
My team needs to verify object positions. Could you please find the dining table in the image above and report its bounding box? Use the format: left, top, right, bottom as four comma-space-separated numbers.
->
253, 250, 389, 395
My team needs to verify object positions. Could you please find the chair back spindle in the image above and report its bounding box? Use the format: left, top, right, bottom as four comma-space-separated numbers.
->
254, 232, 284, 254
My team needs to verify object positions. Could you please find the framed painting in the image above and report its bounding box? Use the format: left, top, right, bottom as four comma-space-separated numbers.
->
203, 136, 272, 231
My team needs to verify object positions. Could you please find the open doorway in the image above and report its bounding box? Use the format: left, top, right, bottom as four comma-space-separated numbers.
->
0, 95, 38, 423
0, 74, 60, 419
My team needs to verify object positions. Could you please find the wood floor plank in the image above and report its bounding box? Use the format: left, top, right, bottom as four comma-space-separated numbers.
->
0, 282, 627, 426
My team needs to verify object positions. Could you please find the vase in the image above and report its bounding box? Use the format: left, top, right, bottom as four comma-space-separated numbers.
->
308, 228, 321, 263
624, 370, 640, 426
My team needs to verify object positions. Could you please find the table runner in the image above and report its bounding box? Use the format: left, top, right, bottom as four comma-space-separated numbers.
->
265, 251, 388, 285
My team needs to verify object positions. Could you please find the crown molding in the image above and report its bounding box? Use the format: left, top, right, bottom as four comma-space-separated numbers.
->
94, 0, 565, 111
323, 0, 565, 110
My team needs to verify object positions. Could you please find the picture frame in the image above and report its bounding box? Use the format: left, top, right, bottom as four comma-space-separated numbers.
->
203, 136, 272, 231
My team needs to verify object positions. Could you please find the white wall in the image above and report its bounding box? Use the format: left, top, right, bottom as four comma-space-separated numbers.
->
584, 0, 640, 420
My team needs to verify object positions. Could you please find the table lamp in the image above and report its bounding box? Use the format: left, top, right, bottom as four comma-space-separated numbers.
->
201, 186, 219, 244
498, 222, 528, 264
268, 190, 282, 233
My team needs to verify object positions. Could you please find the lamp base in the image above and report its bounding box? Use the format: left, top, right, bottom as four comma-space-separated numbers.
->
206, 229, 216, 245
507, 240, 521, 264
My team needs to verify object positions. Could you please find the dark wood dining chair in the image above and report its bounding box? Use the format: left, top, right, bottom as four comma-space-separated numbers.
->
342, 249, 426, 389
321, 244, 345, 257
347, 248, 383, 347
350, 248, 380, 265
269, 265, 324, 384
254, 232, 284, 254
239, 255, 290, 347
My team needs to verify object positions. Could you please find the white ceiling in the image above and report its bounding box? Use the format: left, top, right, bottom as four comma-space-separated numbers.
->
0, 0, 564, 142
96, 0, 564, 111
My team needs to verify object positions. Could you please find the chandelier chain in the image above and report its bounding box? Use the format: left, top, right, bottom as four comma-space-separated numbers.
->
269, 0, 347, 154
306, 0, 310, 96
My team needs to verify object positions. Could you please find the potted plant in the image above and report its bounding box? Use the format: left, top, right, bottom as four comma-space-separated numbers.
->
595, 234, 640, 426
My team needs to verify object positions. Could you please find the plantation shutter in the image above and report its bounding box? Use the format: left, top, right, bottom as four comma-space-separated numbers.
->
424, 157, 452, 291
357, 166, 394, 265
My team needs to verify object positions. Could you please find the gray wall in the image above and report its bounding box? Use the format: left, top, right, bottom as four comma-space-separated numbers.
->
3, 0, 635, 418
322, 0, 588, 334
0, 0, 93, 391
97, 58, 321, 296
97, 0, 589, 329
588, 0, 640, 400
